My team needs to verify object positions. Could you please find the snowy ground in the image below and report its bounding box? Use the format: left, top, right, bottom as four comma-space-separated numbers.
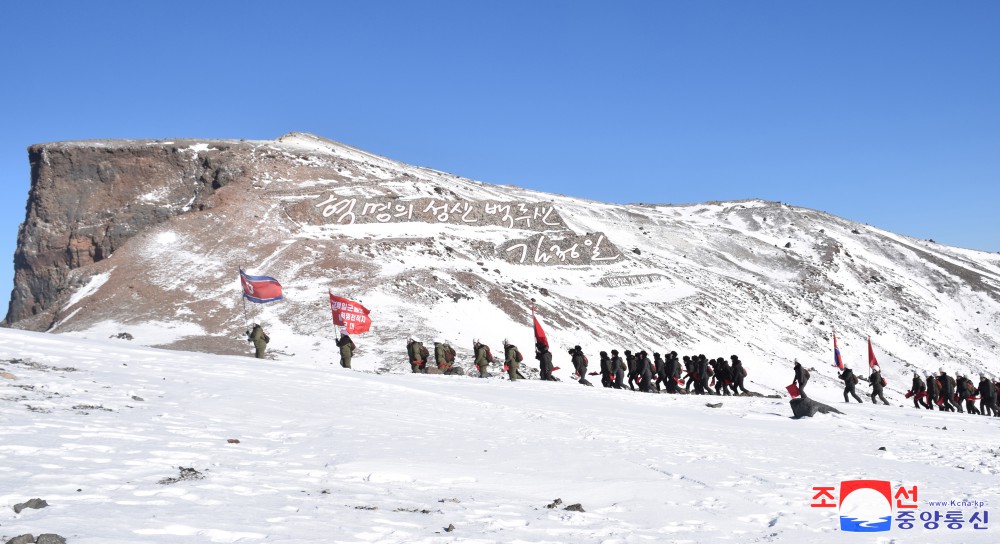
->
1, 328, 997, 543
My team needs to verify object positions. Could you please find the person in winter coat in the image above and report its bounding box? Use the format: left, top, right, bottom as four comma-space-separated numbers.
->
958, 375, 980, 414
570, 345, 592, 386
979, 375, 999, 416
653, 353, 666, 392
599, 351, 613, 387
714, 357, 735, 396
868, 367, 889, 405
247, 323, 269, 359
955, 373, 971, 413
839, 366, 863, 403
925, 373, 940, 410
636, 351, 654, 392
792, 359, 810, 399
683, 356, 695, 393
939, 369, 957, 412
730, 355, 748, 394
503, 339, 524, 381
698, 355, 714, 395
664, 352, 680, 394
625, 350, 637, 391
611, 349, 625, 389
536, 342, 557, 381
434, 340, 460, 375
406, 337, 426, 373
337, 332, 355, 368
909, 372, 927, 408
473, 339, 493, 378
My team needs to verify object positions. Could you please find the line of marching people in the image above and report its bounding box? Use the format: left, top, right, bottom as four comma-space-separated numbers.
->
394, 336, 752, 395
907, 369, 1000, 416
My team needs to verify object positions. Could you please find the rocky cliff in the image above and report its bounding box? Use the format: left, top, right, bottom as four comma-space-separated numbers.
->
4, 132, 999, 394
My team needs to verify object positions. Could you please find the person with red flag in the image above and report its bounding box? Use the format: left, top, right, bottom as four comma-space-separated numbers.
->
792, 359, 810, 399
535, 341, 557, 381
336, 329, 355, 369
868, 365, 889, 405
908, 372, 928, 408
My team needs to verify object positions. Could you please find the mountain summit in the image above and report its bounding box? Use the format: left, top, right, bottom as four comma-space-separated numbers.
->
5, 132, 999, 392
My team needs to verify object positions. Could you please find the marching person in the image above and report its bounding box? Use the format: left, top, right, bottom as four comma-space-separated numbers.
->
247, 323, 269, 359
839, 365, 863, 403
868, 366, 889, 405
337, 330, 355, 368
792, 359, 810, 399
473, 339, 493, 378
536, 342, 557, 381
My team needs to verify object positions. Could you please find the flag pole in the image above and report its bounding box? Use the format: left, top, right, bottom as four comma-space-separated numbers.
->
240, 266, 250, 333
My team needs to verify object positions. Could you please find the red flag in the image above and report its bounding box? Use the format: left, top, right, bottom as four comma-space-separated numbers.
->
833, 333, 844, 370
240, 269, 283, 303
329, 291, 372, 334
868, 337, 879, 369
532, 306, 548, 348
786, 383, 801, 398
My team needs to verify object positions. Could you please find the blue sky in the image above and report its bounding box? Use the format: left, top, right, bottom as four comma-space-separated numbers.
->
1, 1, 998, 314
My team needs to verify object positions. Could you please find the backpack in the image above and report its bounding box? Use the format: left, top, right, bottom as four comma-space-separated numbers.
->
851, 375, 859, 386
881, 377, 887, 387
802, 368, 810, 380
419, 345, 429, 361
445, 346, 455, 362
742, 367, 748, 378
516, 350, 523, 362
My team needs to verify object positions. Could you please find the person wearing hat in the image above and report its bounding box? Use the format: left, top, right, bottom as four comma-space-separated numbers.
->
979, 374, 999, 416
792, 359, 810, 399
406, 337, 426, 373
938, 368, 958, 412
958, 373, 981, 414
503, 339, 524, 381
839, 365, 863, 403
535, 342, 557, 381
610, 349, 625, 389
599, 351, 613, 387
570, 345, 591, 386
624, 350, 637, 391
247, 323, 270, 359
336, 329, 355, 368
730, 355, 748, 395
925, 373, 941, 410
473, 339, 493, 378
908, 372, 927, 408
868, 365, 889, 405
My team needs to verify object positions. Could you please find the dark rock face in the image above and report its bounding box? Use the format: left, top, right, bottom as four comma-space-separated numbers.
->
5, 140, 256, 328
790, 397, 844, 418
12, 497, 48, 514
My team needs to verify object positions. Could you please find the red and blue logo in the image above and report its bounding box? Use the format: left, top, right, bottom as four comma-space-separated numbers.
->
838, 480, 893, 532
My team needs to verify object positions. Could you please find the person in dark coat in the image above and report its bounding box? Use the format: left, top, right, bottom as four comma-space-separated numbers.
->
955, 373, 971, 413
337, 332, 355, 368
925, 373, 940, 410
406, 337, 426, 373
730, 355, 748, 394
636, 351, 654, 392
868, 366, 889, 405
958, 374, 980, 414
979, 374, 999, 416
792, 359, 809, 399
653, 353, 666, 392
570, 345, 592, 386
939, 369, 957, 412
599, 351, 613, 387
625, 350, 637, 391
664, 352, 680, 394
909, 372, 927, 408
697, 355, 713, 395
247, 323, 269, 359
683, 356, 695, 393
610, 349, 625, 389
715, 357, 735, 396
536, 342, 557, 381
839, 366, 863, 403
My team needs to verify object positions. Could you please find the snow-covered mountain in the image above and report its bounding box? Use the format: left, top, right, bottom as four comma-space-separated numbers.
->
5, 132, 1000, 399
1, 328, 998, 543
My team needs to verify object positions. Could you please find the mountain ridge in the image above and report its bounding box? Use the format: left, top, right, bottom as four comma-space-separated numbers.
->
4, 132, 999, 397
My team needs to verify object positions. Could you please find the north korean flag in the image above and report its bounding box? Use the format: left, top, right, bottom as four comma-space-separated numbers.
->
240, 268, 284, 304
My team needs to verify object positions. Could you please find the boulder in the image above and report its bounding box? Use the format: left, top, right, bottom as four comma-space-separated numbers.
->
790, 397, 844, 418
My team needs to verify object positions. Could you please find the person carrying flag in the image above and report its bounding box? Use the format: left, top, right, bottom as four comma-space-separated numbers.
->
247, 323, 269, 359
839, 365, 863, 403
337, 330, 355, 368
909, 372, 927, 408
792, 359, 810, 399
868, 366, 889, 405
536, 342, 557, 381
